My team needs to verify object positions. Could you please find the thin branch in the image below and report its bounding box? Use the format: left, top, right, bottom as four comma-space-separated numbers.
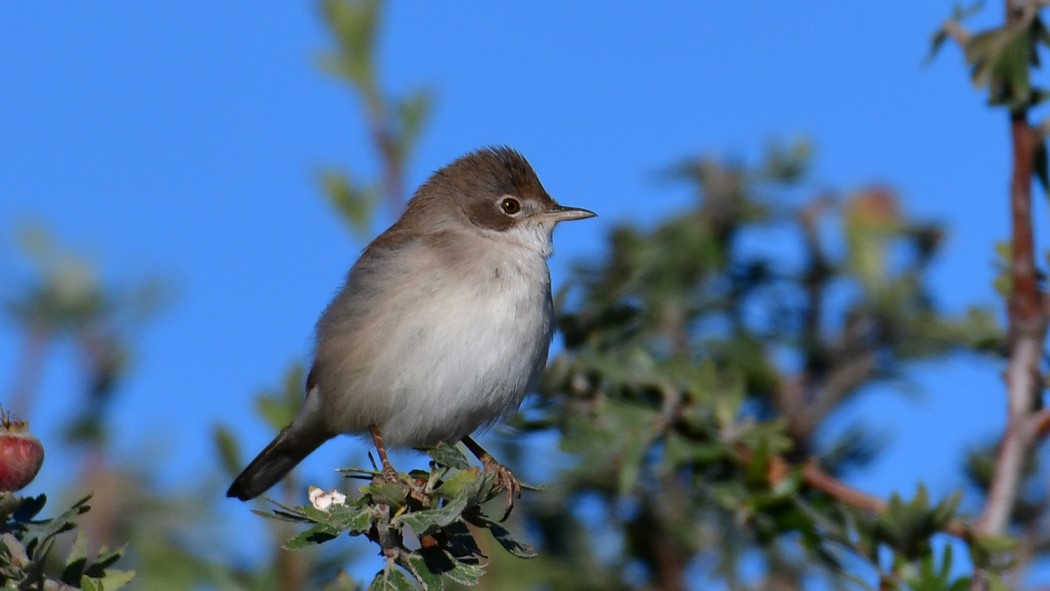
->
764, 455, 971, 540
978, 109, 1047, 536
942, 19, 971, 46
6, 328, 50, 419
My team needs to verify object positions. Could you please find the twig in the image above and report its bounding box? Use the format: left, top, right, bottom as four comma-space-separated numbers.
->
6, 328, 50, 419
763, 454, 971, 540
1032, 407, 1050, 437
977, 109, 1046, 536
942, 19, 971, 46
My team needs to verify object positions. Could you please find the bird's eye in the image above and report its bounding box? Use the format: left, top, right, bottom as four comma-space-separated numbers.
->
499, 197, 522, 215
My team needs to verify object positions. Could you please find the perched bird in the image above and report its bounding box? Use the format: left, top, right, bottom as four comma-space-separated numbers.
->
227, 147, 595, 511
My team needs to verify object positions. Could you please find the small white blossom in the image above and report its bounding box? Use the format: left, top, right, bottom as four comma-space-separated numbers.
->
308, 486, 347, 512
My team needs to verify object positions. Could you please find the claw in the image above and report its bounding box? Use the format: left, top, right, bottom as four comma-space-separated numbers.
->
481, 456, 522, 521
462, 435, 523, 521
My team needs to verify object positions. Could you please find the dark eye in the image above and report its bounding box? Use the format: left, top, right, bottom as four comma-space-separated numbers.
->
499, 197, 522, 215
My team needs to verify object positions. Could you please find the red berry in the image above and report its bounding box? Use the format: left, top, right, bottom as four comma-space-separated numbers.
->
0, 417, 43, 492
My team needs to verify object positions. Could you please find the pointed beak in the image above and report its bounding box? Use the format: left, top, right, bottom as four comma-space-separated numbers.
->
542, 203, 597, 223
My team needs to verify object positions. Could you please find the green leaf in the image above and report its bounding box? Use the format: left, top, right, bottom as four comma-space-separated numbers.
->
92, 569, 135, 591
414, 547, 485, 586
250, 508, 311, 524
61, 532, 89, 583
395, 498, 468, 535
330, 506, 374, 534
927, 29, 949, 64
398, 91, 432, 156
363, 482, 408, 508
283, 523, 341, 550
485, 522, 537, 558
83, 544, 126, 577
405, 552, 446, 590
396, 473, 492, 534
318, 169, 379, 238
1031, 87, 1050, 106
435, 521, 483, 559
255, 400, 293, 432
988, 574, 1009, 591
35, 496, 91, 553
12, 494, 48, 523
435, 469, 479, 499
427, 443, 469, 470
212, 425, 242, 477
80, 578, 100, 591
441, 557, 484, 586
617, 434, 647, 494
368, 567, 415, 591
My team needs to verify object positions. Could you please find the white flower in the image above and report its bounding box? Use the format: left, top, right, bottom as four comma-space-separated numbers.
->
308, 486, 347, 512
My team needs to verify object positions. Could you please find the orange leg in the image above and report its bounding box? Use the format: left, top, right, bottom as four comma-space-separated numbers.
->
369, 424, 400, 481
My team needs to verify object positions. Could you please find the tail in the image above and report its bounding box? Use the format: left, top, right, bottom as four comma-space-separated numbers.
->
227, 424, 330, 501
228, 382, 331, 501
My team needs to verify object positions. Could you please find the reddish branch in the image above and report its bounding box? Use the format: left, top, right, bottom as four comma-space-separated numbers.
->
977, 107, 1047, 536
763, 455, 970, 539
361, 92, 406, 211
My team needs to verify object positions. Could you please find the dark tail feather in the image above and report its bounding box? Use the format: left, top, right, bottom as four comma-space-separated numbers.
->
227, 426, 328, 501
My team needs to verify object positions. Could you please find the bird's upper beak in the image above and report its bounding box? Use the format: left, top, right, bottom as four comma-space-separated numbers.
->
542, 203, 597, 223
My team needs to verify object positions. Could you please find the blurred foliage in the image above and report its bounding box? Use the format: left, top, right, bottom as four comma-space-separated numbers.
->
0, 492, 133, 590
316, 0, 431, 234
932, 0, 1050, 193
4, 224, 167, 445
472, 139, 1006, 591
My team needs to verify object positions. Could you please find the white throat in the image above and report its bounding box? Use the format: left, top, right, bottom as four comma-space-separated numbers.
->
490, 221, 557, 258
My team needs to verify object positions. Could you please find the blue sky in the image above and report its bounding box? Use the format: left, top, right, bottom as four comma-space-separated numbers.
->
0, 1, 1039, 585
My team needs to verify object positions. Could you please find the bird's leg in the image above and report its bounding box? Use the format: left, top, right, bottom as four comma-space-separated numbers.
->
369, 424, 400, 482
462, 435, 521, 521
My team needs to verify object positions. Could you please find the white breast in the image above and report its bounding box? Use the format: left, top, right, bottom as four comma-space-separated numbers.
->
316, 229, 554, 447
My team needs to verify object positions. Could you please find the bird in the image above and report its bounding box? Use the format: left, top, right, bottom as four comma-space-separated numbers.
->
226, 146, 595, 513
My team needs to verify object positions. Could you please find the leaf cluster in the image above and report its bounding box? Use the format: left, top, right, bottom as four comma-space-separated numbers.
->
253, 443, 535, 590
0, 493, 133, 590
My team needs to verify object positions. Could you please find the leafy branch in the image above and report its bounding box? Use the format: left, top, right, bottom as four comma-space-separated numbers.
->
252, 443, 535, 590
0, 493, 133, 590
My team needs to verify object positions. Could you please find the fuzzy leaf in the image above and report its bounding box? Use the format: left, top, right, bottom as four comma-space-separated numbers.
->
330, 506, 374, 534
250, 507, 311, 523
61, 532, 89, 583
283, 523, 341, 550
427, 443, 469, 470
486, 522, 537, 558
90, 569, 135, 591
395, 498, 469, 535
441, 557, 484, 586
84, 545, 126, 576
363, 482, 408, 508
368, 567, 415, 591
396, 473, 491, 534
405, 552, 446, 590
12, 494, 48, 523
369, 566, 413, 591
213, 426, 242, 477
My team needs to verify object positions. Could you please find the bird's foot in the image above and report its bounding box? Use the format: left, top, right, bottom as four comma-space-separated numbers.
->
381, 464, 400, 484
461, 435, 523, 521
370, 424, 403, 484
479, 455, 522, 522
